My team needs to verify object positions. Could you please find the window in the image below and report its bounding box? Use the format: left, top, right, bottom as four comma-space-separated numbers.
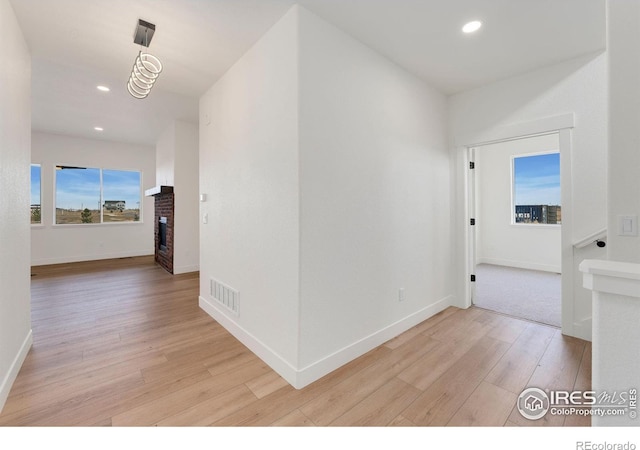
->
102, 169, 141, 222
55, 166, 141, 224
31, 164, 41, 224
513, 152, 561, 224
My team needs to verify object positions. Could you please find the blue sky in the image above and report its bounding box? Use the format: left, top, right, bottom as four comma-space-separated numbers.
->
53, 168, 141, 210
514, 153, 561, 205
103, 170, 141, 208
30, 164, 41, 205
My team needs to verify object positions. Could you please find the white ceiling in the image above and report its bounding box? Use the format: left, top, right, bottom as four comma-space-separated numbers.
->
10, 0, 606, 146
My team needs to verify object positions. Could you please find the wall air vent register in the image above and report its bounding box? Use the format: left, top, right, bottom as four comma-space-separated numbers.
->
210, 278, 239, 315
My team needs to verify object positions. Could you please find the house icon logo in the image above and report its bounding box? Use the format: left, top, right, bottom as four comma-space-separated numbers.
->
525, 395, 544, 411
518, 387, 550, 420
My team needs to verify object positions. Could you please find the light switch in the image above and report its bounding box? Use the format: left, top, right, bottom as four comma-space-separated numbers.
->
618, 215, 638, 236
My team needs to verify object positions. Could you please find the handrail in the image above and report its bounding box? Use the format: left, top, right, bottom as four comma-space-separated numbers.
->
573, 228, 607, 249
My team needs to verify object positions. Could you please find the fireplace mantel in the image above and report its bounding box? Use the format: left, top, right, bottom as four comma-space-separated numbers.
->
145, 185, 174, 197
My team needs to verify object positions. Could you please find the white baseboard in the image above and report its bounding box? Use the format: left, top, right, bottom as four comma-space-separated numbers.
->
0, 330, 33, 413
477, 258, 561, 274
32, 250, 154, 266
174, 265, 200, 275
295, 295, 454, 388
200, 294, 454, 389
572, 317, 592, 342
199, 296, 299, 386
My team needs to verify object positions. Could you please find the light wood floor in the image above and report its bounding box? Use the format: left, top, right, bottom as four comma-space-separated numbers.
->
0, 256, 591, 426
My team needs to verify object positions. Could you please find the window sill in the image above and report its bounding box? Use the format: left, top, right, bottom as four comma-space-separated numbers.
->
510, 223, 561, 228
51, 222, 145, 228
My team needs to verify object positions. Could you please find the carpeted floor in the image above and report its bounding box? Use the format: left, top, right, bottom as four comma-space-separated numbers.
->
473, 263, 561, 327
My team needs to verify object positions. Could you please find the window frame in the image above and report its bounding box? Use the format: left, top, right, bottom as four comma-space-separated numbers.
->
53, 165, 144, 226
510, 150, 561, 227
101, 168, 143, 224
30, 163, 42, 226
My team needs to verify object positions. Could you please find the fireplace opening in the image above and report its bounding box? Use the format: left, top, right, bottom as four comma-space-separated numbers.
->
159, 216, 167, 251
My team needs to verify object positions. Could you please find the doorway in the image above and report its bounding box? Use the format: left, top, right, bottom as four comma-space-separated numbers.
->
469, 133, 562, 327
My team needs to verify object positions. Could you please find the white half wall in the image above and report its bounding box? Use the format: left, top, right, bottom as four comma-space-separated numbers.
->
297, 7, 452, 371
0, 0, 32, 412
580, 259, 640, 427
475, 134, 561, 273
450, 52, 608, 340
31, 132, 155, 265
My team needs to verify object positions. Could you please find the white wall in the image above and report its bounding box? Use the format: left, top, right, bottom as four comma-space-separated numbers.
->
0, 0, 32, 411
31, 132, 155, 265
199, 6, 301, 372
607, 0, 640, 264
199, 5, 453, 388
450, 52, 608, 340
297, 7, 452, 373
173, 121, 199, 274
156, 120, 199, 274
475, 134, 561, 273
156, 124, 175, 186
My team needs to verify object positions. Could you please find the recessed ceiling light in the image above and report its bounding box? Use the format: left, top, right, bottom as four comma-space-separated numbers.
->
462, 20, 482, 34
94, 127, 104, 131
96, 85, 110, 92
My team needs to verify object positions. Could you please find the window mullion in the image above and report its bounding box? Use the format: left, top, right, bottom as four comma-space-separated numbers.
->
100, 168, 104, 224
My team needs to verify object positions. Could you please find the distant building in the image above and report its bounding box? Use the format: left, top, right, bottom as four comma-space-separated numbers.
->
515, 205, 561, 224
103, 200, 125, 212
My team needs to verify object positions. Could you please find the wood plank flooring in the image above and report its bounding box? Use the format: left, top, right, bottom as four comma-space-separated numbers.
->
0, 256, 591, 426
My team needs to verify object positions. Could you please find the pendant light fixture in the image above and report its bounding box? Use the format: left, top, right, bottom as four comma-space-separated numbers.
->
127, 19, 163, 99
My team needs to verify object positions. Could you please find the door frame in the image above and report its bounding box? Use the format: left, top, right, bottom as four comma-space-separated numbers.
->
456, 113, 576, 336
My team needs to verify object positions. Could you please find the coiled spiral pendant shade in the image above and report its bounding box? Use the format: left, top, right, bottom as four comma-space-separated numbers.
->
127, 51, 163, 99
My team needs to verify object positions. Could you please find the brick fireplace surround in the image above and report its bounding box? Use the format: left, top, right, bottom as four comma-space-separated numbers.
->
150, 187, 174, 274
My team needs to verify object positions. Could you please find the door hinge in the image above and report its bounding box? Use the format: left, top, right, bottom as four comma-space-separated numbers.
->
470, 274, 476, 282
470, 218, 476, 226
469, 161, 475, 169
